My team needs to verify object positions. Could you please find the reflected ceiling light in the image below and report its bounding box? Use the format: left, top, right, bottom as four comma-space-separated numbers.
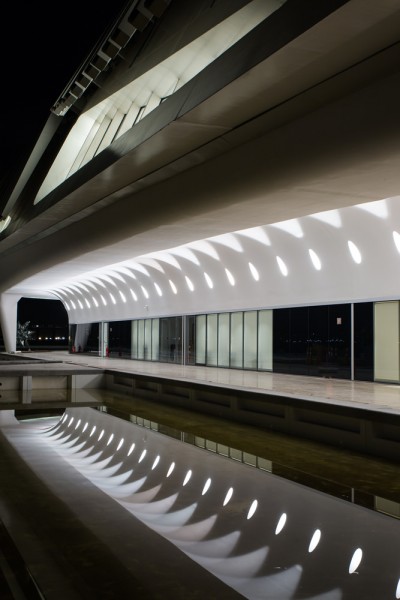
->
309, 249, 322, 270
90, 426, 96, 437
188, 240, 220, 260
107, 433, 114, 446
309, 209, 342, 228
78, 300, 84, 309
119, 291, 127, 303
141, 285, 149, 299
349, 548, 363, 574
75, 419, 81, 430
271, 219, 303, 238
85, 298, 91, 308
275, 513, 287, 535
185, 276, 194, 291
276, 256, 288, 276
167, 462, 175, 477
68, 417, 74, 427
152, 455, 160, 470
393, 231, 400, 253
308, 529, 321, 553
210, 233, 243, 252
130, 288, 138, 301
348, 240, 362, 264
248, 262, 259, 281
169, 279, 177, 294
170, 247, 200, 265
204, 272, 213, 288
154, 282, 163, 296
237, 226, 271, 245
223, 487, 234, 506
98, 429, 104, 441
202, 478, 212, 495
225, 268, 235, 286
109, 292, 117, 304
247, 499, 258, 520
117, 438, 124, 451
138, 449, 147, 463
101, 295, 107, 306
92, 296, 99, 307
82, 422, 88, 433
128, 443, 135, 456
183, 470, 192, 486
356, 199, 388, 218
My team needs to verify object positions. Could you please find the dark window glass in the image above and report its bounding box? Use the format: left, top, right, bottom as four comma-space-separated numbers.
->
108, 321, 131, 358
354, 302, 373, 381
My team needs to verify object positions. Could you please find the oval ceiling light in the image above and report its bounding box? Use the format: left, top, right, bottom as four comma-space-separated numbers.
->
276, 256, 288, 276
130, 288, 137, 301
117, 438, 124, 451
393, 231, 400, 253
275, 513, 287, 535
202, 478, 212, 495
185, 276, 194, 291
204, 272, 213, 289
101, 295, 107, 306
166, 462, 175, 477
152, 455, 160, 470
396, 576, 400, 599
107, 433, 114, 446
248, 262, 259, 281
183, 470, 192, 486
82, 422, 88, 433
90, 426, 96, 437
141, 285, 149, 299
308, 529, 321, 553
85, 298, 91, 308
223, 487, 233, 506
225, 268, 235, 286
98, 429, 104, 441
169, 279, 177, 294
71, 300, 76, 309
247, 499, 258, 520
127, 443, 135, 456
119, 291, 126, 303
154, 283, 163, 297
109, 293, 116, 305
309, 249, 322, 270
349, 548, 363, 574
138, 449, 147, 463
348, 240, 362, 264
92, 296, 99, 307
78, 300, 84, 309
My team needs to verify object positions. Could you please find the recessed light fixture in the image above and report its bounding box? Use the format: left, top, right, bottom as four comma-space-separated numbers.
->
183, 470, 192, 486
247, 499, 258, 520
349, 548, 363, 574
348, 240, 362, 264
166, 462, 175, 477
276, 256, 288, 276
308, 529, 321, 553
202, 478, 212, 495
248, 262, 259, 281
141, 285, 149, 299
223, 487, 233, 506
185, 276, 194, 291
225, 268, 235, 286
169, 280, 177, 294
309, 249, 322, 270
204, 272, 213, 288
275, 513, 287, 535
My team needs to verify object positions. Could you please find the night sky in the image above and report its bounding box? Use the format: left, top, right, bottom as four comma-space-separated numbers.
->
1, 0, 128, 199
1, 2, 129, 334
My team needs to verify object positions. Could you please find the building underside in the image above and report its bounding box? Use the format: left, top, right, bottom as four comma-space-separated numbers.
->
2, 0, 400, 381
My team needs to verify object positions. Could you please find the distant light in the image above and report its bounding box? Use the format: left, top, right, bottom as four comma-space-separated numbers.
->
166, 462, 175, 477
117, 438, 124, 451
75, 419, 81, 430
127, 443, 135, 456
82, 422, 88, 433
98, 429, 104, 441
152, 455, 160, 470
90, 426, 96, 437
107, 433, 114, 446
138, 449, 147, 463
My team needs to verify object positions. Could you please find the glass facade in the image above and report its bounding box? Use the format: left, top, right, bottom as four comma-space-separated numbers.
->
69, 301, 378, 381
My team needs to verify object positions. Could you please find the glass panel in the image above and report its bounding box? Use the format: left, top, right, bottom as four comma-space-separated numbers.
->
195, 315, 206, 365
327, 304, 351, 380
218, 313, 230, 367
151, 319, 159, 361
159, 317, 182, 363
374, 301, 400, 382
230, 312, 243, 368
354, 302, 373, 381
206, 314, 218, 366
186, 316, 196, 365
258, 310, 273, 370
108, 320, 131, 358
131, 321, 138, 359
308, 305, 329, 377
244, 311, 257, 369
144, 319, 152, 361
273, 308, 291, 373
138, 319, 145, 360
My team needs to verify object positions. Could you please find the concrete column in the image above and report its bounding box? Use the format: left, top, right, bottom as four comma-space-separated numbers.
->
0, 293, 21, 353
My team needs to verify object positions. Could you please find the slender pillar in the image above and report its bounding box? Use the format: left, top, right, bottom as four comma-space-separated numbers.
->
0, 293, 21, 353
